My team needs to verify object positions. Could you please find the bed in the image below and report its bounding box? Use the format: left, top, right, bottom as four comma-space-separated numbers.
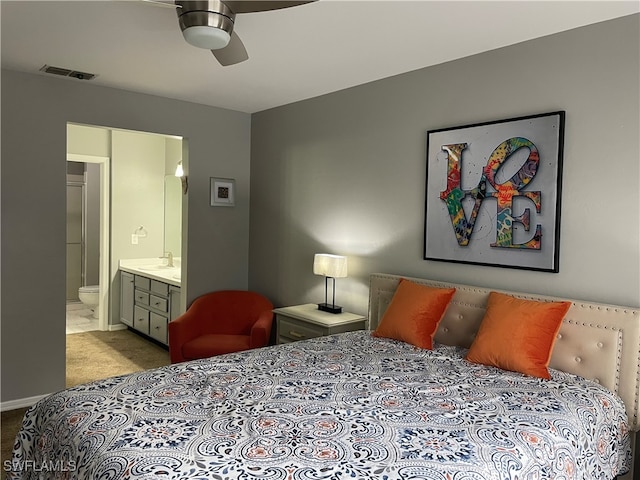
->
8, 273, 640, 479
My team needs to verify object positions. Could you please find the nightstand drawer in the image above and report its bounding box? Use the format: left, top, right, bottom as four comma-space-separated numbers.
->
278, 317, 325, 342
274, 304, 367, 345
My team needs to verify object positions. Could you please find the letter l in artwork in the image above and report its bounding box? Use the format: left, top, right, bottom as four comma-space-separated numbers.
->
438, 143, 487, 246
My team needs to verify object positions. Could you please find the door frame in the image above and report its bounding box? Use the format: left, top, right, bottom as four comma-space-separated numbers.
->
67, 153, 110, 331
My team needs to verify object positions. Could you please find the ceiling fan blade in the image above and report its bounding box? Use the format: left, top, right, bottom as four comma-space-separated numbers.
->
212, 31, 249, 66
224, 1, 316, 14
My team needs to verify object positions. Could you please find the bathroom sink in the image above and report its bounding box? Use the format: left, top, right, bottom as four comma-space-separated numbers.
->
138, 265, 175, 271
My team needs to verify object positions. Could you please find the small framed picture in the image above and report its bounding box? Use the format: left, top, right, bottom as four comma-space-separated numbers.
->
210, 177, 235, 207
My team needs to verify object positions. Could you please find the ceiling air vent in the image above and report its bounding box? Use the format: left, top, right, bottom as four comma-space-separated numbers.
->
40, 65, 96, 80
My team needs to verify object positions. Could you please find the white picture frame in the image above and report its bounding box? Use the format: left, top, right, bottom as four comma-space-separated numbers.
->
210, 177, 235, 207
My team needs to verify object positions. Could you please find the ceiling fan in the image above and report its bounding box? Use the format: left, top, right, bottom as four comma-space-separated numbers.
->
145, 0, 317, 66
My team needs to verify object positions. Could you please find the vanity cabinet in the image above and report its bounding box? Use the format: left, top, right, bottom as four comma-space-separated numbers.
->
120, 270, 180, 346
120, 271, 134, 327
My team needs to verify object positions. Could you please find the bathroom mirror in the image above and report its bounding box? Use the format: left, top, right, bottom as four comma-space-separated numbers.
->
164, 175, 182, 258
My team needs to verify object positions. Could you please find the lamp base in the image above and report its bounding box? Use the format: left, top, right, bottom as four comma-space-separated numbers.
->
318, 303, 342, 314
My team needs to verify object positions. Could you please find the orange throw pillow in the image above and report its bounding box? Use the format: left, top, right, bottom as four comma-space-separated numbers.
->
466, 291, 571, 379
372, 279, 456, 349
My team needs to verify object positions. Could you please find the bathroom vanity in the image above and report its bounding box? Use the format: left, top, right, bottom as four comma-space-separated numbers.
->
119, 259, 181, 346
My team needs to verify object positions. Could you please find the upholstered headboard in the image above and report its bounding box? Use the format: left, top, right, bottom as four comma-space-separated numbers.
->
368, 273, 640, 433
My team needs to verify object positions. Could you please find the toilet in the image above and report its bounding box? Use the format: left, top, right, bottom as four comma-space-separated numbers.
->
78, 285, 100, 318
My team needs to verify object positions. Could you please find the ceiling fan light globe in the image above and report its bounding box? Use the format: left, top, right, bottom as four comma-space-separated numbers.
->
182, 25, 230, 50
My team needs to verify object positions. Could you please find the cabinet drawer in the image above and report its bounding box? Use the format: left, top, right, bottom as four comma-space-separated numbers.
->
150, 280, 169, 296
278, 317, 325, 341
133, 306, 150, 334
134, 291, 150, 305
149, 312, 168, 344
149, 295, 168, 312
134, 275, 150, 290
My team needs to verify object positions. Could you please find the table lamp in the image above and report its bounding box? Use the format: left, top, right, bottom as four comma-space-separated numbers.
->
313, 253, 348, 314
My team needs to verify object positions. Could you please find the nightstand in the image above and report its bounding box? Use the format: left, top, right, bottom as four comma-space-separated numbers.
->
274, 303, 367, 344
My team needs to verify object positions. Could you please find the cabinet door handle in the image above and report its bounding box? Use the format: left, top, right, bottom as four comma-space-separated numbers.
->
288, 330, 305, 339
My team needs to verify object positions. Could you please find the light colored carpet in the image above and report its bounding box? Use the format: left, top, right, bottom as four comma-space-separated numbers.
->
1, 329, 170, 478
65, 329, 170, 387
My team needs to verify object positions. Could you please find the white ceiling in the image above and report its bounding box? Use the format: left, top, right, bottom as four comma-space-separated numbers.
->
2, 1, 638, 113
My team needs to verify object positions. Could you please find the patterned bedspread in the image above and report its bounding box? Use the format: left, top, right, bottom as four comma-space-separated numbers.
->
9, 331, 631, 479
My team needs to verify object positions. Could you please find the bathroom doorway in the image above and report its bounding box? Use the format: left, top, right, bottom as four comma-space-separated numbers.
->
66, 153, 110, 332
66, 123, 186, 336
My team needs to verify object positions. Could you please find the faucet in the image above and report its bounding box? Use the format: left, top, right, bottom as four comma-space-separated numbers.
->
160, 251, 174, 267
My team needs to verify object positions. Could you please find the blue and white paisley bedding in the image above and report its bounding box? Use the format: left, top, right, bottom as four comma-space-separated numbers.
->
8, 331, 631, 479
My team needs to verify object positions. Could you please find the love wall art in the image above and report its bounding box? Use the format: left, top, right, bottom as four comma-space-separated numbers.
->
424, 111, 565, 272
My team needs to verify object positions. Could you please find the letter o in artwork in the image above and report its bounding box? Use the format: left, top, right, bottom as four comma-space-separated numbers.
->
484, 137, 539, 191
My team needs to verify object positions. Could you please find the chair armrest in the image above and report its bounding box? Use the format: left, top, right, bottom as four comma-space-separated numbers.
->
168, 306, 205, 363
249, 310, 274, 349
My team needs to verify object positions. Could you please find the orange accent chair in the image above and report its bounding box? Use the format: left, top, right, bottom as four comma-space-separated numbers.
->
168, 290, 274, 364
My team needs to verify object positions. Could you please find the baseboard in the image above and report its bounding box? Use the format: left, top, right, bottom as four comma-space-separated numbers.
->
1, 394, 49, 412
108, 323, 127, 331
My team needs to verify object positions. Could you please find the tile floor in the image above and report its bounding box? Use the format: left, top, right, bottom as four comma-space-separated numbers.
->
66, 302, 99, 334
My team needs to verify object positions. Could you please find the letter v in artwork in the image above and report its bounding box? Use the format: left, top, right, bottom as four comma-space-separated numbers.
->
438, 143, 487, 246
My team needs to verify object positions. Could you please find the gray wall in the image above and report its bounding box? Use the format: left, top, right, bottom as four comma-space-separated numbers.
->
249, 15, 640, 314
1, 71, 251, 403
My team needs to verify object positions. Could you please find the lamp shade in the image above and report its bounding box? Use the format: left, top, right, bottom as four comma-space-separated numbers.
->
313, 254, 347, 278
